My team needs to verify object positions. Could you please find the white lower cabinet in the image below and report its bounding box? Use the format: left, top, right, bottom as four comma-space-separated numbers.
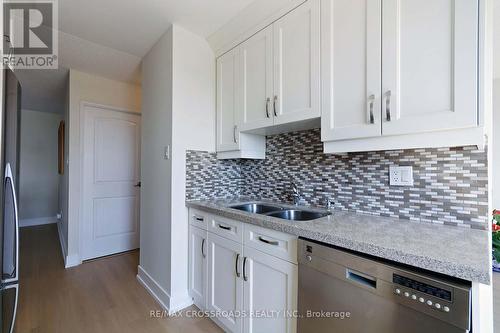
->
243, 246, 298, 333
189, 209, 298, 333
189, 225, 207, 310
207, 232, 244, 332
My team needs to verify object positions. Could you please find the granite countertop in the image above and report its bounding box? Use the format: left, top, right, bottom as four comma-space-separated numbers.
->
186, 198, 491, 284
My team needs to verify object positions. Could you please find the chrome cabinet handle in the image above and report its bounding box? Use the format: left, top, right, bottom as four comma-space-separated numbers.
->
235, 254, 241, 278
233, 125, 238, 143
258, 236, 279, 246
265, 97, 270, 118
385, 90, 392, 122
243, 257, 248, 281
201, 238, 206, 258
368, 94, 375, 124
218, 224, 231, 231
273, 95, 278, 117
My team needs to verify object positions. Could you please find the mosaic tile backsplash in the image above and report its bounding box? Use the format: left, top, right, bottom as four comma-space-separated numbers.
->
186, 129, 488, 229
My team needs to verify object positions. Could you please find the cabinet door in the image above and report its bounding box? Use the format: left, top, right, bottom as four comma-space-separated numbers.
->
243, 246, 298, 333
207, 233, 244, 333
382, 0, 478, 136
321, 0, 382, 141
239, 26, 274, 132
189, 226, 207, 309
217, 48, 240, 152
273, 0, 321, 125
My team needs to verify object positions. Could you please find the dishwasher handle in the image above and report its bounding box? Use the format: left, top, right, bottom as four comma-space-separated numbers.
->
346, 269, 377, 289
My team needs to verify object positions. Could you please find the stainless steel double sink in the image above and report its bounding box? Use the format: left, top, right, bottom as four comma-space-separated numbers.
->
228, 203, 330, 221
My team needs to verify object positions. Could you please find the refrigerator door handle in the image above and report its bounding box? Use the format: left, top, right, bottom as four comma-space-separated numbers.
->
1, 284, 19, 333
2, 163, 19, 284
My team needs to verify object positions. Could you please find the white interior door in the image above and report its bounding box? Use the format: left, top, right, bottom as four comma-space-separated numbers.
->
82, 105, 141, 260
320, 0, 382, 141
382, 0, 478, 136
239, 26, 274, 132
273, 0, 320, 125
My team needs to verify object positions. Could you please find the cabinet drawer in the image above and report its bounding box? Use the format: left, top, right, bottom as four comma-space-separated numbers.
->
189, 209, 209, 230
244, 224, 297, 264
209, 215, 243, 243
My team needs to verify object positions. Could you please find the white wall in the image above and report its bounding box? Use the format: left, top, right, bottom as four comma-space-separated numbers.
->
138, 24, 215, 312
170, 24, 216, 307
138, 27, 174, 302
19, 109, 62, 225
64, 69, 141, 267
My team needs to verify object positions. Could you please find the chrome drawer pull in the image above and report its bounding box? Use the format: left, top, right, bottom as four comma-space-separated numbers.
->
273, 95, 278, 117
385, 90, 392, 122
266, 97, 271, 118
258, 236, 279, 246
368, 94, 375, 124
218, 224, 232, 231
235, 253, 241, 277
243, 257, 248, 281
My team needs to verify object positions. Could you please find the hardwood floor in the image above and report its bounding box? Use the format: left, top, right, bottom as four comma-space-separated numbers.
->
15, 224, 222, 333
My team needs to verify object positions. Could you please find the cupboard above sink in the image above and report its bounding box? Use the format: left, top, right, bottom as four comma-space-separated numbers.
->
215, 0, 485, 159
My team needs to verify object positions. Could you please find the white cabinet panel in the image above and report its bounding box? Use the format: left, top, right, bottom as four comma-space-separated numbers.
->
189, 226, 207, 310
321, 0, 382, 141
273, 0, 320, 125
382, 0, 478, 136
243, 246, 298, 333
240, 26, 274, 132
217, 48, 240, 152
207, 233, 244, 333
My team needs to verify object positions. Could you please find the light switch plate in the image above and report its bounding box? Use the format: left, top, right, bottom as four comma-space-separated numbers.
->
164, 145, 170, 160
389, 166, 414, 186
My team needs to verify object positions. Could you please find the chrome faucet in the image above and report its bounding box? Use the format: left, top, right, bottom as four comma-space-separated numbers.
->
291, 182, 302, 206
326, 199, 335, 211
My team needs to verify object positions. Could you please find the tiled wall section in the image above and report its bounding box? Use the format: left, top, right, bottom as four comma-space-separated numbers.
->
186, 129, 488, 229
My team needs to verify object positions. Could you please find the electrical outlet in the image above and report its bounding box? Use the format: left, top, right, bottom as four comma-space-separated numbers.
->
389, 166, 414, 186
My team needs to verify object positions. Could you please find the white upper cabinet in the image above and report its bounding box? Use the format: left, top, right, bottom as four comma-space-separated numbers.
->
321, 0, 382, 141
216, 0, 321, 158
239, 26, 274, 132
217, 48, 240, 152
273, 0, 321, 125
381, 0, 478, 136
322, 0, 482, 153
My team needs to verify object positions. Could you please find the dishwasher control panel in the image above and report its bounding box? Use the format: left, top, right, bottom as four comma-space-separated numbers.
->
393, 274, 452, 301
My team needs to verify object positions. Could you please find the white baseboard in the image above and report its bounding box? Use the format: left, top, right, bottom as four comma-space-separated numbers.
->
65, 254, 81, 268
56, 221, 81, 269
20, 216, 58, 228
136, 265, 193, 315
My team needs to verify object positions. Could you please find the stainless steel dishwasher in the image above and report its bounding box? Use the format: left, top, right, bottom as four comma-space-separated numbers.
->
298, 239, 472, 333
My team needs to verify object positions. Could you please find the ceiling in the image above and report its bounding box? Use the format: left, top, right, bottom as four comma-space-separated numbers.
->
58, 0, 257, 58
14, 0, 258, 114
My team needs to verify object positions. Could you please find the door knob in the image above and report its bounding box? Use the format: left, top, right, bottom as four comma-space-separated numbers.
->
134, 182, 141, 187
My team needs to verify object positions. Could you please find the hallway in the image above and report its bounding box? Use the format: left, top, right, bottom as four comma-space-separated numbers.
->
15, 224, 222, 333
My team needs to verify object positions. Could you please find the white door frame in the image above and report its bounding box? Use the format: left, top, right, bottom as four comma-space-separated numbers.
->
78, 101, 141, 262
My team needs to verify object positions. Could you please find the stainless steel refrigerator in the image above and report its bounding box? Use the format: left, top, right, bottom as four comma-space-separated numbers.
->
0, 67, 21, 333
